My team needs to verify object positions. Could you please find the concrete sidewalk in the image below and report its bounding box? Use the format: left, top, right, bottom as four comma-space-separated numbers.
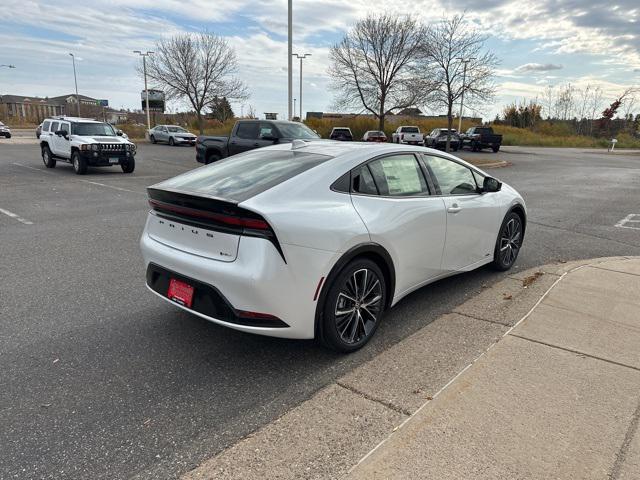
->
348, 258, 640, 480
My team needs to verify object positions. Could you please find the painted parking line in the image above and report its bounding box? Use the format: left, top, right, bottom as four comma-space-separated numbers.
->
615, 214, 640, 231
78, 180, 145, 195
0, 207, 33, 225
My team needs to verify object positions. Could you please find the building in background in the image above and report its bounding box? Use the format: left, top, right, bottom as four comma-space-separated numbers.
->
0, 93, 112, 123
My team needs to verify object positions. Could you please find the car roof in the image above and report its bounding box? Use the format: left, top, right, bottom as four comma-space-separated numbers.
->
46, 117, 103, 124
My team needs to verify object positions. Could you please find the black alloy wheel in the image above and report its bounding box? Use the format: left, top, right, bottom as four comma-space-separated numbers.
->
492, 212, 523, 271
320, 259, 386, 352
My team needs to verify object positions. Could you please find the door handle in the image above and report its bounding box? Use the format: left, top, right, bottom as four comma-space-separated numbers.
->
230, 141, 237, 145
447, 203, 462, 214
253, 143, 260, 147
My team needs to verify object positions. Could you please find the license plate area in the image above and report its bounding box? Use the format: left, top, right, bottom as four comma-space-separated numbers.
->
167, 278, 194, 308
109, 157, 120, 164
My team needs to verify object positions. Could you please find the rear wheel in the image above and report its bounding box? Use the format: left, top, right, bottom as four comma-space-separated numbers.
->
169, 137, 175, 146
471, 141, 480, 152
319, 259, 386, 352
42, 144, 56, 168
121, 157, 135, 173
72, 151, 87, 175
205, 153, 221, 165
492, 212, 523, 271
492, 145, 500, 153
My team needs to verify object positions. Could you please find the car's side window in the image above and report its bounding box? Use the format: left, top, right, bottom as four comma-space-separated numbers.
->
352, 164, 379, 195
366, 155, 429, 197
236, 122, 260, 139
60, 122, 70, 135
42, 120, 51, 133
259, 123, 277, 138
50, 121, 60, 133
425, 156, 478, 195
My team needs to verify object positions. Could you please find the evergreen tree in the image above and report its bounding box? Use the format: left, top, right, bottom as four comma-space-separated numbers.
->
209, 96, 235, 122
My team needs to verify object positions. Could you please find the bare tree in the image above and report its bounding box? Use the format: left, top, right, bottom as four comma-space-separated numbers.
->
144, 32, 248, 133
588, 85, 604, 134
420, 15, 498, 151
554, 83, 575, 120
328, 14, 428, 131
542, 85, 556, 120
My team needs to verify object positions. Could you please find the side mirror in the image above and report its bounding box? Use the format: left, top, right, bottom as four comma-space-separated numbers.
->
482, 176, 502, 193
261, 134, 278, 142
116, 130, 124, 136
55, 130, 68, 138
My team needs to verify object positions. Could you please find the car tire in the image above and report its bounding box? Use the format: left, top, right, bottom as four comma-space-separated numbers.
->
72, 151, 87, 175
319, 258, 386, 353
42, 145, 56, 168
492, 145, 500, 153
169, 137, 175, 146
205, 153, 221, 165
121, 157, 135, 173
492, 212, 523, 271
471, 141, 479, 152
150, 135, 156, 144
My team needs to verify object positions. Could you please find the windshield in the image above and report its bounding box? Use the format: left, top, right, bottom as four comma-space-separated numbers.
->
168, 126, 187, 133
369, 131, 385, 136
277, 123, 319, 139
156, 150, 332, 203
401, 127, 419, 133
72, 123, 116, 136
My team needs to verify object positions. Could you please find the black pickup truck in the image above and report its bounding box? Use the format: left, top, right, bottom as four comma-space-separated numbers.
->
460, 126, 503, 152
196, 120, 320, 164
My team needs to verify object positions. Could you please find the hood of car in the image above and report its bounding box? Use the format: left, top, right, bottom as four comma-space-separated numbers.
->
73, 135, 129, 144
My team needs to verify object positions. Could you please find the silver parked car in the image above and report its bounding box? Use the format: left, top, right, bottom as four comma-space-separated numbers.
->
149, 125, 197, 146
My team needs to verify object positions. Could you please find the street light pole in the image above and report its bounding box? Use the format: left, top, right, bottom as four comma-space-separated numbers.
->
69, 53, 81, 117
288, 0, 293, 120
134, 50, 154, 134
293, 53, 311, 121
456, 57, 475, 133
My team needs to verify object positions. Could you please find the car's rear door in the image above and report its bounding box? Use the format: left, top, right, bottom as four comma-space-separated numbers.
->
422, 154, 501, 271
349, 153, 447, 296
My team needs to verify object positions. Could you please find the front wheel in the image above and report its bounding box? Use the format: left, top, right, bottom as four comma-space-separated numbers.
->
72, 151, 87, 175
42, 145, 56, 168
150, 135, 156, 144
121, 157, 135, 173
205, 153, 221, 165
492, 212, 523, 271
492, 145, 500, 153
319, 259, 386, 352
169, 137, 175, 146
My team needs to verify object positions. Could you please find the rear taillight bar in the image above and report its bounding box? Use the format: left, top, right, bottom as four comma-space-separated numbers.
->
149, 199, 269, 230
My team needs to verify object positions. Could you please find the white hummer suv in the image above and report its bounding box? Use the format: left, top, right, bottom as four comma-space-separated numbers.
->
39, 117, 136, 174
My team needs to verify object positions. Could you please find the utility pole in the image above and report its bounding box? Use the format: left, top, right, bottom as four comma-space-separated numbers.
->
456, 57, 475, 133
69, 53, 81, 117
134, 50, 154, 135
293, 53, 311, 121
288, 0, 293, 120
293, 98, 297, 118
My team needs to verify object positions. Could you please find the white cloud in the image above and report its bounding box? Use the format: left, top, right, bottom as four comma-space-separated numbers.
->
515, 63, 563, 73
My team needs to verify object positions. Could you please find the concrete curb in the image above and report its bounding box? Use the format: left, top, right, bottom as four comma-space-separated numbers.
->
181, 256, 636, 480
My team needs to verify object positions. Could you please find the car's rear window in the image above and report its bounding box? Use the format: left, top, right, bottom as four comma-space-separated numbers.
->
401, 127, 419, 133
333, 128, 351, 133
155, 149, 333, 203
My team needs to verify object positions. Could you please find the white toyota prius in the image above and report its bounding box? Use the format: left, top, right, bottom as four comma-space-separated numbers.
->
140, 141, 526, 352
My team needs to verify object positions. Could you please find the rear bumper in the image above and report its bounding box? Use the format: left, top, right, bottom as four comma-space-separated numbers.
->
174, 137, 196, 144
140, 221, 338, 339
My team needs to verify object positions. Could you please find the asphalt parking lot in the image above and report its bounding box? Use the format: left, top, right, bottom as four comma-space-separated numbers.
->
1, 138, 639, 479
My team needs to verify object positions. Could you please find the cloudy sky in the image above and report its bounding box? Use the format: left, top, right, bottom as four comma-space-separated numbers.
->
0, 0, 638, 120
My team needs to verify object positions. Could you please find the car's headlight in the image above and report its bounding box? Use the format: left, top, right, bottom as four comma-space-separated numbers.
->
91, 144, 99, 151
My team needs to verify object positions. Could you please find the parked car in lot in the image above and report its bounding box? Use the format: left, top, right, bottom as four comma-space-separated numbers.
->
141, 141, 526, 352
460, 126, 503, 152
424, 128, 461, 151
149, 125, 197, 146
330, 127, 354, 141
0, 121, 11, 138
195, 120, 320, 164
39, 117, 136, 174
36, 122, 43, 139
392, 126, 423, 145
362, 130, 387, 142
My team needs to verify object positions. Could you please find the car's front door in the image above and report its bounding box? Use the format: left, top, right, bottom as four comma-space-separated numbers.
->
53, 121, 71, 158
349, 153, 447, 297
422, 154, 501, 271
229, 122, 277, 156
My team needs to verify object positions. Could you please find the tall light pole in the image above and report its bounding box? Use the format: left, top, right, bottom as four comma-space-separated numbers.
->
456, 57, 475, 133
69, 53, 81, 117
293, 98, 297, 118
293, 53, 311, 121
134, 50, 154, 134
287, 0, 293, 120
